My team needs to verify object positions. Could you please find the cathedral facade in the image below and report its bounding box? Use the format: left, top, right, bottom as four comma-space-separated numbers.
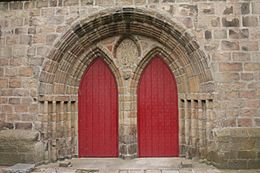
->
0, 0, 259, 169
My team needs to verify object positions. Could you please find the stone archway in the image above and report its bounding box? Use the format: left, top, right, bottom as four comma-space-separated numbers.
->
38, 7, 214, 161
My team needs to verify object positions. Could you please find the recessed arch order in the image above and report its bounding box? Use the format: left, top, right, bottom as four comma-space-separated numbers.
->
38, 7, 214, 160
39, 7, 213, 96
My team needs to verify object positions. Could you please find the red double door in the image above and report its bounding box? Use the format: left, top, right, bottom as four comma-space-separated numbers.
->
78, 56, 178, 157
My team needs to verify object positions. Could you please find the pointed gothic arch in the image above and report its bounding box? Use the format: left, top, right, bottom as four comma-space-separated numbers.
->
38, 7, 214, 161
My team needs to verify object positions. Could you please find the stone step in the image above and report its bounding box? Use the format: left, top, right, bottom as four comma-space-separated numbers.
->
3, 164, 35, 173
179, 160, 192, 168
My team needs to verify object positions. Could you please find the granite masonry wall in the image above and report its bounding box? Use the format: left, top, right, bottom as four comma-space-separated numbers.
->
0, 0, 259, 169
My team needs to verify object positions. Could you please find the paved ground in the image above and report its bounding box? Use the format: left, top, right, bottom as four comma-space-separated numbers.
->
1, 158, 260, 173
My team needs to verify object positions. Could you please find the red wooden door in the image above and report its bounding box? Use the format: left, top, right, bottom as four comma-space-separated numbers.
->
78, 58, 118, 157
138, 56, 179, 157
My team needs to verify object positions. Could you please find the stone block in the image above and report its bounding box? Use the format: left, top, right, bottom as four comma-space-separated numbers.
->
241, 3, 250, 14
135, 0, 146, 5
241, 41, 259, 51
227, 160, 247, 169
219, 63, 242, 72
10, 1, 23, 10
95, 0, 114, 5
0, 79, 8, 88
198, 3, 214, 14
127, 144, 137, 155
243, 16, 258, 27
232, 52, 250, 61
221, 40, 239, 50
0, 130, 44, 165
252, 2, 260, 14
241, 73, 253, 81
229, 29, 248, 39
0, 122, 14, 130
36, 0, 48, 8
0, 2, 8, 11
213, 29, 227, 39
248, 160, 260, 169
215, 73, 240, 82
59, 161, 72, 167
0, 47, 12, 58
205, 30, 211, 39
3, 164, 35, 173
210, 128, 260, 168
9, 79, 22, 88
116, 0, 133, 5
81, 0, 94, 5
222, 17, 239, 27
238, 151, 256, 159
223, 6, 233, 15
15, 123, 32, 130
49, 0, 58, 7
255, 119, 260, 127
180, 160, 192, 168
211, 53, 231, 62
64, 0, 79, 6
19, 67, 33, 77
244, 63, 260, 71
9, 98, 20, 105
162, 170, 179, 173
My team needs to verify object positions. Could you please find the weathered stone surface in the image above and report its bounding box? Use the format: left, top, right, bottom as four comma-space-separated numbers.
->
243, 16, 258, 27
59, 161, 72, 167
252, 2, 260, 14
219, 63, 242, 72
221, 41, 239, 50
0, 0, 259, 168
229, 29, 249, 39
205, 30, 211, 40
232, 52, 250, 61
222, 17, 239, 27
213, 29, 227, 39
0, 130, 39, 142
3, 164, 35, 173
210, 128, 260, 169
0, 130, 44, 165
241, 3, 250, 14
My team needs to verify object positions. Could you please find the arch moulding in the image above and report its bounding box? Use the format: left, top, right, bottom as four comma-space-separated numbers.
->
38, 7, 215, 161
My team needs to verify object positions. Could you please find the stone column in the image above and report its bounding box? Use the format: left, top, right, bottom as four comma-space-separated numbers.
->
198, 100, 203, 148
51, 101, 57, 161
43, 101, 49, 161
75, 101, 78, 155
184, 100, 190, 151
179, 99, 185, 156
67, 101, 72, 158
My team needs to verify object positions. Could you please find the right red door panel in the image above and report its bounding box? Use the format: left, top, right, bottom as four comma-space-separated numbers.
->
138, 56, 179, 157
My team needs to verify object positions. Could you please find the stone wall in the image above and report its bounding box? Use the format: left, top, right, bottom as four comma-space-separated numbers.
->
209, 128, 260, 169
0, 130, 44, 165
0, 0, 259, 168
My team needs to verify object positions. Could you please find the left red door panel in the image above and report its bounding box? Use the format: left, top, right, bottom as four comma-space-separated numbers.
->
78, 58, 118, 157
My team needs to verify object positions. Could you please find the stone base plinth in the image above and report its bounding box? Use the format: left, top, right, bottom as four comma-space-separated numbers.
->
208, 127, 260, 169
0, 130, 45, 166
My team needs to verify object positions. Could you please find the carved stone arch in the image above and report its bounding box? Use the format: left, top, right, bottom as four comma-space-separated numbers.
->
131, 47, 179, 91
52, 47, 124, 96
130, 47, 214, 157
39, 7, 213, 96
37, 7, 214, 161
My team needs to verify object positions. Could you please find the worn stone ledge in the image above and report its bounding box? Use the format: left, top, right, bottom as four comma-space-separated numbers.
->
0, 130, 40, 142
